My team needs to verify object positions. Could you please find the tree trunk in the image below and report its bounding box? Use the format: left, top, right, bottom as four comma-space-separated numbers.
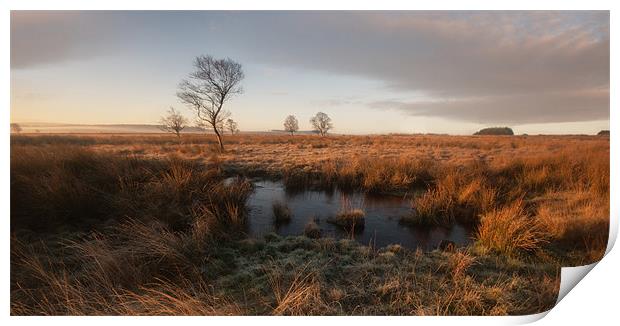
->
213, 125, 225, 152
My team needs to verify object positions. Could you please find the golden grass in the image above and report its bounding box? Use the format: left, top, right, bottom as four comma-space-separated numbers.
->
447, 250, 477, 280
535, 190, 609, 262
11, 249, 240, 315
476, 200, 550, 256
10, 133, 608, 315
334, 209, 365, 224
265, 262, 325, 315
327, 196, 366, 231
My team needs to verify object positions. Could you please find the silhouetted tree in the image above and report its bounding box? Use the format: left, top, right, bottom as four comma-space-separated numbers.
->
196, 119, 224, 135
10, 123, 22, 134
310, 112, 333, 136
225, 118, 239, 135
159, 107, 188, 139
284, 115, 299, 136
177, 55, 244, 151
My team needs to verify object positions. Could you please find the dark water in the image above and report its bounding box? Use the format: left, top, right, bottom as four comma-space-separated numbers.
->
245, 180, 473, 250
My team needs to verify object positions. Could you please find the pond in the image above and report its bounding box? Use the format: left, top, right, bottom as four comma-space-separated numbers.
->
245, 180, 474, 250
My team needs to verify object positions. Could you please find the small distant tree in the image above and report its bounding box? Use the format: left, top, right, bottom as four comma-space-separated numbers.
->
159, 107, 188, 139
225, 118, 239, 135
284, 115, 299, 135
310, 112, 333, 136
177, 55, 245, 152
10, 123, 22, 134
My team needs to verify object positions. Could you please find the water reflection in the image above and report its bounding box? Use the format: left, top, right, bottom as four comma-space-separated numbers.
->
246, 180, 473, 250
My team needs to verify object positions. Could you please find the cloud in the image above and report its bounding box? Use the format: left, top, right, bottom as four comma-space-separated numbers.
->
11, 11, 609, 123
11, 11, 176, 68
368, 88, 609, 124
221, 12, 609, 123
311, 96, 363, 107
11, 12, 109, 68
225, 12, 609, 97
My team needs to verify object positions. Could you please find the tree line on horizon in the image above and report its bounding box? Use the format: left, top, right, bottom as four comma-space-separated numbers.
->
160, 105, 335, 143
159, 54, 335, 151
146, 54, 609, 148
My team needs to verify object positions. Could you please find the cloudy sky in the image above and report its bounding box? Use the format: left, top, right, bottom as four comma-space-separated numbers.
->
11, 11, 609, 134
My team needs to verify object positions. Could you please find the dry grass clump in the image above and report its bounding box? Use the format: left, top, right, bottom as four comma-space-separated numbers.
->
10, 144, 241, 232
193, 177, 253, 233
404, 165, 496, 226
265, 263, 325, 315
326, 196, 366, 231
535, 190, 609, 263
10, 217, 239, 315
447, 250, 477, 280
321, 156, 437, 193
111, 279, 241, 315
407, 180, 457, 226
282, 156, 436, 194
329, 209, 365, 230
11, 145, 137, 231
304, 220, 321, 239
476, 200, 549, 257
272, 201, 292, 223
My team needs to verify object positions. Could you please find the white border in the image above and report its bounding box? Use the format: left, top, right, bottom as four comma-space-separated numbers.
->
2, 1, 617, 325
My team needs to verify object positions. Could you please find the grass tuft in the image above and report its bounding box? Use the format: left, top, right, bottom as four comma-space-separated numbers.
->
272, 201, 292, 223
304, 220, 321, 239
476, 200, 549, 256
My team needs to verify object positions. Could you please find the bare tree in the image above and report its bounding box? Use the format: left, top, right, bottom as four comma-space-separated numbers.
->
159, 107, 188, 139
10, 123, 22, 134
225, 118, 239, 135
310, 112, 333, 136
177, 55, 244, 152
196, 119, 224, 135
283, 115, 299, 136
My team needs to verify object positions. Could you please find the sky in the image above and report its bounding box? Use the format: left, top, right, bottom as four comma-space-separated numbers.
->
10, 11, 610, 134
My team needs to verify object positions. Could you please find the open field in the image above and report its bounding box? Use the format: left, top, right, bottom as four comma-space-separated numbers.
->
10, 133, 609, 315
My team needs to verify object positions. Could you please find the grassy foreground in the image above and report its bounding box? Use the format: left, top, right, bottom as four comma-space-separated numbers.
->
10, 134, 609, 315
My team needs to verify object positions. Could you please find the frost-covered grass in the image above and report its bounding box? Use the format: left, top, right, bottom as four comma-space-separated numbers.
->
12, 231, 559, 315
10, 134, 607, 315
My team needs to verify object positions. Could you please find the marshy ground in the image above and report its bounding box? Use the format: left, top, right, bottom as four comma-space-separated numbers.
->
10, 133, 609, 315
